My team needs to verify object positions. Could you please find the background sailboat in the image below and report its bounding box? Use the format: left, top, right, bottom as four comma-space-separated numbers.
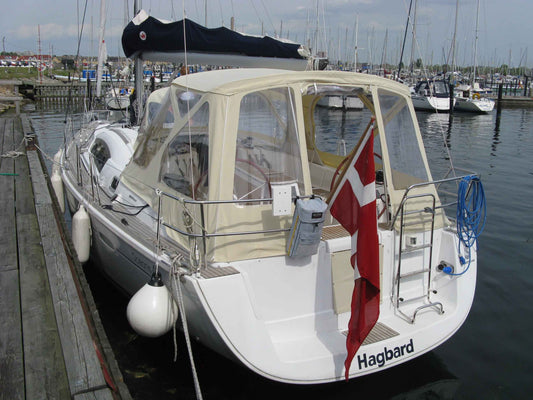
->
454, 0, 495, 113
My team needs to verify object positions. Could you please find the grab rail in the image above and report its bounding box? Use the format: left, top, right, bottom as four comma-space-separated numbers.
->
156, 189, 316, 239
389, 171, 479, 230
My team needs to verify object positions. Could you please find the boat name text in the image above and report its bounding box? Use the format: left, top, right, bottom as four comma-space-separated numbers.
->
357, 339, 414, 369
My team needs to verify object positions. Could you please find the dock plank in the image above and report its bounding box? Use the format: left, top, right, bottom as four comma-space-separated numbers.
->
20, 112, 33, 137
73, 388, 115, 400
14, 124, 71, 399
0, 118, 17, 273
0, 117, 6, 156
0, 117, 24, 400
0, 269, 24, 400
0, 115, 130, 400
27, 148, 108, 394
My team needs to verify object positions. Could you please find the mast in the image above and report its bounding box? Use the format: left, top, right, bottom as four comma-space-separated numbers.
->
315, 0, 319, 55
398, 0, 414, 78
409, 0, 418, 73
380, 29, 388, 76
134, 0, 143, 124
450, 0, 459, 76
354, 14, 359, 70
472, 0, 480, 85
96, 0, 106, 98
38, 25, 43, 84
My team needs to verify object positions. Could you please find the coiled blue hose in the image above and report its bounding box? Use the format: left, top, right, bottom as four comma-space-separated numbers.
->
443, 175, 486, 275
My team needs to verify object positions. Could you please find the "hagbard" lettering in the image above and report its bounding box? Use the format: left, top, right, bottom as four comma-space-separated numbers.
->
357, 339, 414, 369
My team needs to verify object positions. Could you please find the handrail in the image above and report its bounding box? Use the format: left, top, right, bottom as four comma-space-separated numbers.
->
161, 221, 290, 239
158, 188, 316, 206
389, 172, 479, 229
157, 189, 317, 239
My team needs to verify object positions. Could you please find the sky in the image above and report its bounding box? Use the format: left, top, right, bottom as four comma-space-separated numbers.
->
1, 0, 531, 68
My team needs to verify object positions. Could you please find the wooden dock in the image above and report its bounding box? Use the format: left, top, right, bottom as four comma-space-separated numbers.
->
0, 113, 131, 400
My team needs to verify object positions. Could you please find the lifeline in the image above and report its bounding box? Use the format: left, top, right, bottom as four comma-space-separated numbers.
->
357, 339, 414, 369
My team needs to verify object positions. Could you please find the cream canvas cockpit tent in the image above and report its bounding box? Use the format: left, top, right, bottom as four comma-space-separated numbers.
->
120, 69, 448, 263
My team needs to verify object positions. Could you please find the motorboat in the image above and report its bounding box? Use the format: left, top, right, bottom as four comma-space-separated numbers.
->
55, 7, 487, 384
58, 67, 485, 384
411, 78, 455, 112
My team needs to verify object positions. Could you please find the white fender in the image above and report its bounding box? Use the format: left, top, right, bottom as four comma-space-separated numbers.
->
72, 205, 91, 263
51, 169, 64, 213
127, 273, 178, 338
52, 148, 63, 175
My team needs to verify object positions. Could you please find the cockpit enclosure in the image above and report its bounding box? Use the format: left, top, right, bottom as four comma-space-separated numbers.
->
120, 69, 447, 264
414, 79, 450, 98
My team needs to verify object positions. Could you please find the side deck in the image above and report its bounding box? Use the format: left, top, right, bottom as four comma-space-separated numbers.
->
0, 113, 131, 400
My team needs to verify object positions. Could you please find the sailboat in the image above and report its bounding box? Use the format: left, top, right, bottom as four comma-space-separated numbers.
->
411, 78, 455, 112
454, 82, 494, 113
454, 0, 494, 113
400, 1, 454, 112
57, 9, 485, 384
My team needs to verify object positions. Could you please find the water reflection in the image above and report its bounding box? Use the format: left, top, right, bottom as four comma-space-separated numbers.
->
492, 115, 501, 157
314, 107, 373, 154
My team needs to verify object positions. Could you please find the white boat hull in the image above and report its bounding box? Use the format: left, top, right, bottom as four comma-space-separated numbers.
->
62, 161, 476, 383
59, 70, 480, 384
454, 97, 495, 113
106, 95, 130, 111
411, 95, 454, 112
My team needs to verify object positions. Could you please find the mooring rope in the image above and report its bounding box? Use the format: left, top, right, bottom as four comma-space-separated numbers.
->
171, 256, 203, 400
1, 150, 25, 159
1, 134, 27, 159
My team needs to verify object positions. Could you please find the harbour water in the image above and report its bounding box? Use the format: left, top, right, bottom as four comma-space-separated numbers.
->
28, 103, 533, 399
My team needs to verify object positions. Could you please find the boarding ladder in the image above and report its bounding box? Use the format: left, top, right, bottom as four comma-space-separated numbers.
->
394, 192, 444, 323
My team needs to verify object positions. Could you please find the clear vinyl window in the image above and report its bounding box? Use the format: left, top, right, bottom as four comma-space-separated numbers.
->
378, 89, 428, 189
234, 87, 303, 203
133, 89, 175, 168
159, 102, 210, 200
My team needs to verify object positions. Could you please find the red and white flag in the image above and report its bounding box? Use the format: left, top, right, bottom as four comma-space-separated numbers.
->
328, 128, 380, 381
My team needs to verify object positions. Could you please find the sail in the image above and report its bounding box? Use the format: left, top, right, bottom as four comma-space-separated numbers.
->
121, 10, 310, 70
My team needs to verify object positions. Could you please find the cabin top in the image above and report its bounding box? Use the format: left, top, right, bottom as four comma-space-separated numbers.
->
169, 68, 412, 96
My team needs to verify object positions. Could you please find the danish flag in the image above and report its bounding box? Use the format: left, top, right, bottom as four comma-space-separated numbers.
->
328, 127, 380, 381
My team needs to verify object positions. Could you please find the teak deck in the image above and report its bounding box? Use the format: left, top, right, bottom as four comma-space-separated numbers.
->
0, 114, 130, 400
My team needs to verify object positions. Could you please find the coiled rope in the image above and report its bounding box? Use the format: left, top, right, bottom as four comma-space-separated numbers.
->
446, 175, 486, 275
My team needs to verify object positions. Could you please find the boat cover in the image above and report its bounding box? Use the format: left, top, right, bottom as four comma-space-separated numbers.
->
122, 10, 307, 61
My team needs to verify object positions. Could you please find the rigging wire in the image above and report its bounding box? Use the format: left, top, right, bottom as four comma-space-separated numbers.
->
259, 0, 277, 36
400, 0, 456, 174
180, 0, 197, 203
248, 0, 263, 33
65, 0, 89, 125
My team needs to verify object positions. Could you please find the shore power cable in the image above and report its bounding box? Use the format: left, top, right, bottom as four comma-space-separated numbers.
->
442, 175, 486, 276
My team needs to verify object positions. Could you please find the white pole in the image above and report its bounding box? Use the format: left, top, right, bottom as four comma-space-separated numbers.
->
96, 0, 106, 98
134, 0, 144, 124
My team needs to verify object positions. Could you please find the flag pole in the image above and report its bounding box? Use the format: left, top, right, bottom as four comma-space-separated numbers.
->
326, 117, 375, 204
